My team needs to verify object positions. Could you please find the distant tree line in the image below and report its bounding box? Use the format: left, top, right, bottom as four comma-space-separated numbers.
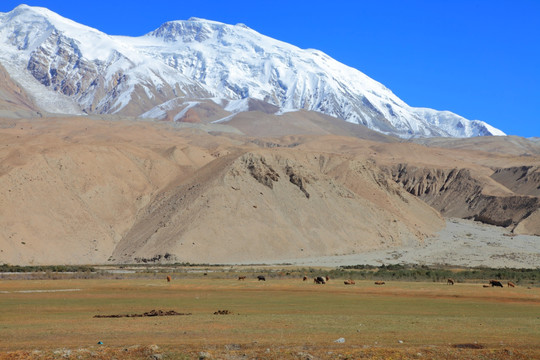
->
336, 264, 539, 284
0, 264, 96, 273
1, 263, 538, 285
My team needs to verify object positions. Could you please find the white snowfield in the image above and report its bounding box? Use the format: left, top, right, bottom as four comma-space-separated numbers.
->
0, 5, 505, 138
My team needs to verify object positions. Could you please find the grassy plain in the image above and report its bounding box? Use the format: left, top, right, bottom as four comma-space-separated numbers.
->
0, 276, 539, 359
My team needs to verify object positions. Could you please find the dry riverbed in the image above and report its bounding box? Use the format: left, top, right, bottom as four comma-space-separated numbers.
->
270, 218, 540, 268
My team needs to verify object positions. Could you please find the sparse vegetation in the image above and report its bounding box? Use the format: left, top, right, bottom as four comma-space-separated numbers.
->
1, 264, 538, 286
339, 264, 540, 285
0, 264, 95, 273
0, 277, 538, 360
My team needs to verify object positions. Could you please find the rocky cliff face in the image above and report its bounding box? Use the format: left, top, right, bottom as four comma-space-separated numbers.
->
23, 28, 201, 115
387, 164, 540, 234
26, 30, 95, 96
491, 166, 540, 197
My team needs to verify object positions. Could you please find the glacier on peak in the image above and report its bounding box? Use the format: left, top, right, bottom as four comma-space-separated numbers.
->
0, 5, 505, 138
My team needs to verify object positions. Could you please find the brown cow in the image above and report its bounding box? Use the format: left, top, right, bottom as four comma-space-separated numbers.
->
166, 275, 171, 282
374, 281, 385, 285
325, 276, 330, 282
447, 278, 455, 285
483, 284, 490, 288
344, 279, 355, 285
303, 276, 308, 281
238, 276, 246, 281
507, 281, 516, 288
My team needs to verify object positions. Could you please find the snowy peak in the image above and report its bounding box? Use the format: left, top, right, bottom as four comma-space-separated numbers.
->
0, 5, 505, 138
147, 17, 260, 44
414, 108, 506, 137
1, 5, 55, 52
148, 20, 217, 43
2, 4, 114, 60
0, 5, 211, 115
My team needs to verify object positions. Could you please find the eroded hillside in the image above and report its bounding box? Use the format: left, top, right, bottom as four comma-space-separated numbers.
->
112, 149, 442, 264
386, 165, 540, 232
0, 115, 539, 265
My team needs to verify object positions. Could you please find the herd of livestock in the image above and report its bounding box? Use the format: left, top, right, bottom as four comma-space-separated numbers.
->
446, 278, 517, 288
164, 275, 520, 288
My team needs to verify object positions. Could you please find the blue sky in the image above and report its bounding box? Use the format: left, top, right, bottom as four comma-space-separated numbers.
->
1, 1, 539, 137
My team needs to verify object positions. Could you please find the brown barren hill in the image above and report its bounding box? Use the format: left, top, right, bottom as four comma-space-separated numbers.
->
295, 135, 540, 236
112, 148, 443, 264
0, 110, 539, 265
0, 116, 235, 264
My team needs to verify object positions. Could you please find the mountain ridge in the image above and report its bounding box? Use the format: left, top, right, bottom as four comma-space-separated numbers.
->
0, 5, 505, 138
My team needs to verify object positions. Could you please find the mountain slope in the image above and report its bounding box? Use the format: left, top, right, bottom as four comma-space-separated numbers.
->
0, 5, 504, 138
0, 116, 538, 265
0, 62, 40, 118
0, 115, 445, 265
112, 149, 443, 264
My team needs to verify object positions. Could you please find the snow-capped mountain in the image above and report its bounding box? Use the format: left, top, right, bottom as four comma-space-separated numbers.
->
0, 5, 505, 138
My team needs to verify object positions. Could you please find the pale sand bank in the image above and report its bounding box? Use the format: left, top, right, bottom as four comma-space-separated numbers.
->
264, 218, 540, 268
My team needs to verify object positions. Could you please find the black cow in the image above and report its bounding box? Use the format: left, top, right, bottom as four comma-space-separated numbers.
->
490, 280, 503, 288
314, 276, 326, 284
257, 275, 266, 281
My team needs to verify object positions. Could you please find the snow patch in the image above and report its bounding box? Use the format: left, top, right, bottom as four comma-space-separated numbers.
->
224, 98, 249, 113
173, 101, 199, 121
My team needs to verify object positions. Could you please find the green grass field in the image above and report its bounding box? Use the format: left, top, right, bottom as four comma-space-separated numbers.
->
0, 277, 539, 359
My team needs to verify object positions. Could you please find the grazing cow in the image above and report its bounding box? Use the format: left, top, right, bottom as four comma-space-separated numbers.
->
374, 281, 385, 285
447, 278, 455, 285
303, 276, 308, 281
507, 281, 516, 287
257, 275, 266, 281
483, 284, 490, 288
344, 279, 355, 285
166, 276, 171, 282
238, 276, 246, 281
314, 276, 326, 284
326, 276, 330, 282
490, 280, 503, 288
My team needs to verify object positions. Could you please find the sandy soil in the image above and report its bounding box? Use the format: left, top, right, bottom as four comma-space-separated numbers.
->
270, 218, 540, 268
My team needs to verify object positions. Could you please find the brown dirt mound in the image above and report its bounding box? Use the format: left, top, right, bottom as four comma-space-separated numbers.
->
213, 309, 233, 315
452, 343, 485, 349
93, 309, 190, 318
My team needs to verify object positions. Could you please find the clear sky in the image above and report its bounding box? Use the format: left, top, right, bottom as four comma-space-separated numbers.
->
1, 1, 539, 137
